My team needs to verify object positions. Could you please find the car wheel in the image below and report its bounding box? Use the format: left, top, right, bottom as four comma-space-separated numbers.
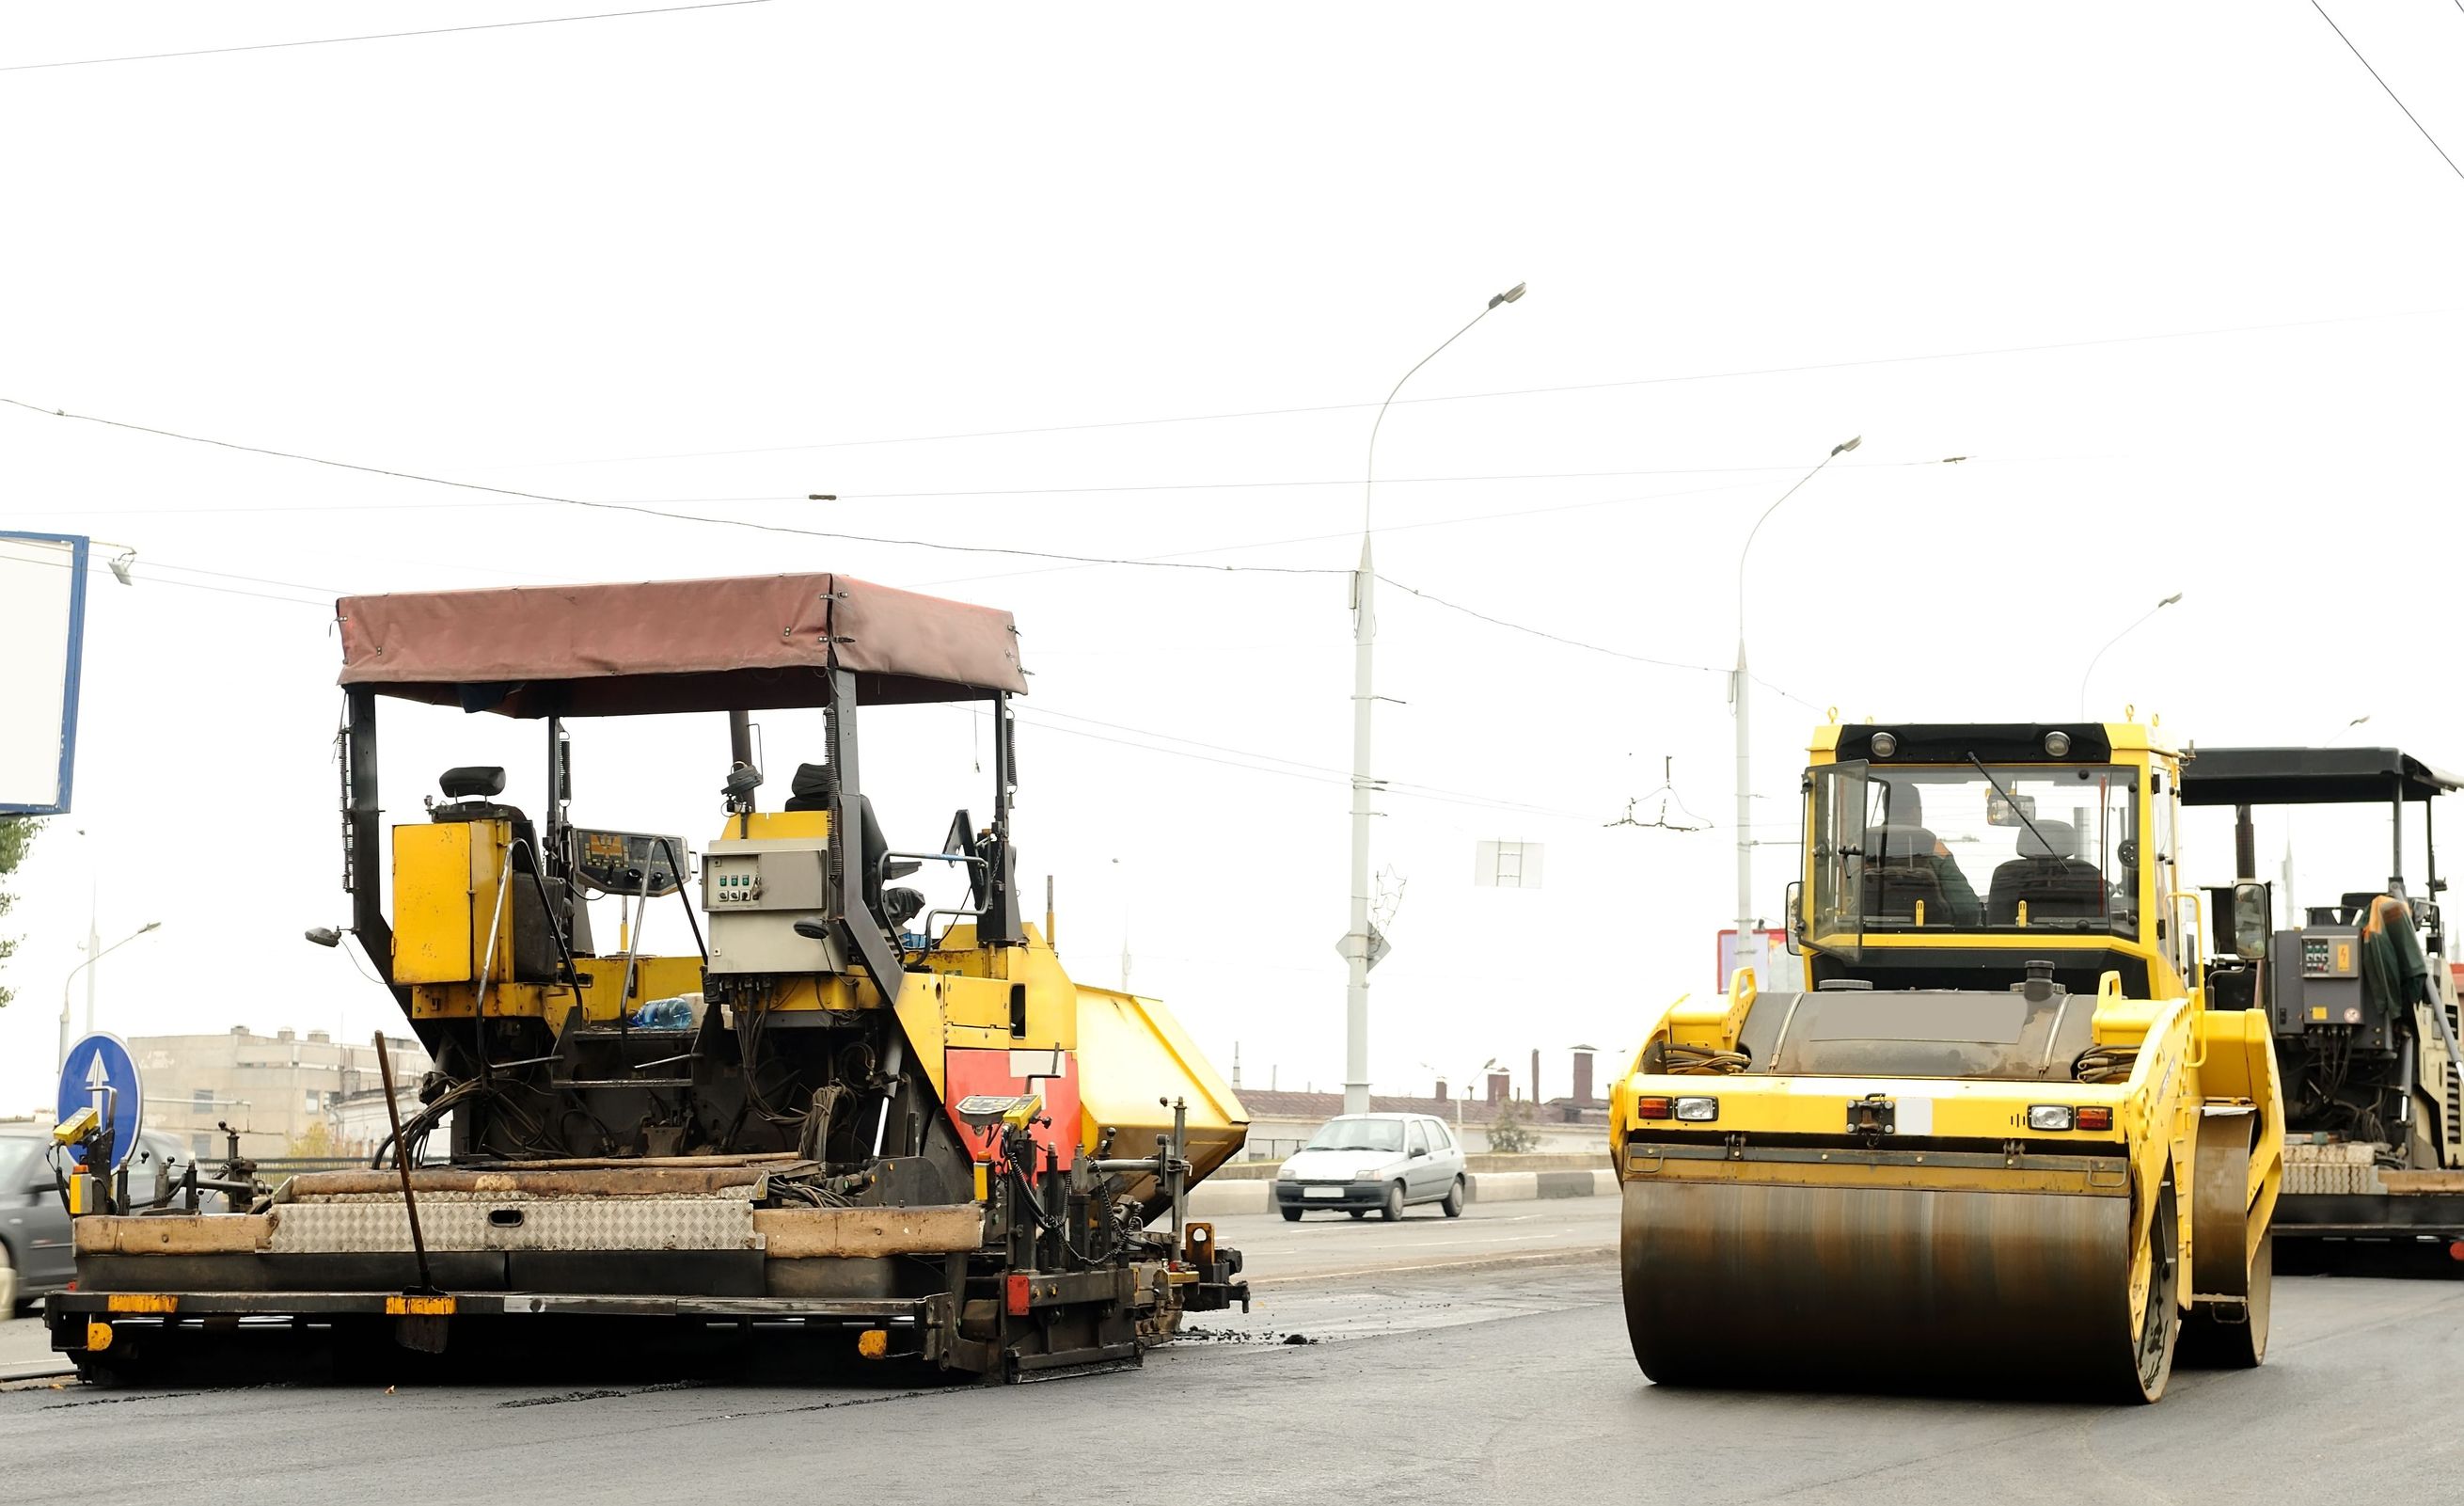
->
0, 1245, 16, 1316
1348, 1209, 1367, 1219
1441, 1177, 1464, 1218
1280, 1206, 1303, 1223
1381, 1181, 1404, 1222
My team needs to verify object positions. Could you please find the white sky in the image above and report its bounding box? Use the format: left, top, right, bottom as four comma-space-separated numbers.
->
4, 2, 2462, 1116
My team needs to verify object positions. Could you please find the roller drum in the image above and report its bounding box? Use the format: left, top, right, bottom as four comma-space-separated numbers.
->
1620, 1175, 2176, 1401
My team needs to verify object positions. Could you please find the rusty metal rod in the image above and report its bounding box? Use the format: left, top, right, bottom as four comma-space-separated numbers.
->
373, 1032, 438, 1294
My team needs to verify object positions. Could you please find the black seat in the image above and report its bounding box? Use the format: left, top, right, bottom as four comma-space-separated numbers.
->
1861, 824, 1946, 924
783, 762, 833, 813
1986, 818, 2105, 924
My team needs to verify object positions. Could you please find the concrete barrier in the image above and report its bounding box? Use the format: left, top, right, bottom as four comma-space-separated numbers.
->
1188, 1167, 1617, 1217
1188, 1180, 1272, 1218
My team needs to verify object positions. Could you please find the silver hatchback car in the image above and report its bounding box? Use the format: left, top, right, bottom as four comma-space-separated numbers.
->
1275, 1112, 1467, 1221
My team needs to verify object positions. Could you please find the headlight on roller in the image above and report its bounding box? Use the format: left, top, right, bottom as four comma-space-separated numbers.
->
1674, 1096, 1719, 1122
2027, 1104, 2075, 1132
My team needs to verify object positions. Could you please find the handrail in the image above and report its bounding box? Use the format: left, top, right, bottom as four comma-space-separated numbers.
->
2171, 887, 2210, 1068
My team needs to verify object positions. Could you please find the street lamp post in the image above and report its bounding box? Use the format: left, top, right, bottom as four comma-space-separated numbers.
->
2076, 592, 2184, 720
57, 919, 161, 1065
1732, 437, 1861, 956
1345, 281, 1525, 1116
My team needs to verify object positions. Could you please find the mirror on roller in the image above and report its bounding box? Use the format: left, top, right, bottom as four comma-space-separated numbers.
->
2231, 881, 2270, 959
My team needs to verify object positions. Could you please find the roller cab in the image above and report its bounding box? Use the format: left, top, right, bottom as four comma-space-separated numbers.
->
1616, 721, 2282, 1403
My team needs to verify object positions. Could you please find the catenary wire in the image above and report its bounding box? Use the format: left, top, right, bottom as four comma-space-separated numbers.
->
0, 2, 776, 73
1017, 703, 1570, 813
451, 308, 2447, 468
2306, 0, 2464, 185
0, 541, 330, 607
996, 706, 1592, 821
0, 396, 1347, 578
1375, 573, 1825, 713
0, 458, 2001, 519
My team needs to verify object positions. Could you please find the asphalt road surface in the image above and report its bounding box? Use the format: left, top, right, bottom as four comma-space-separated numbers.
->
7, 1198, 2463, 1506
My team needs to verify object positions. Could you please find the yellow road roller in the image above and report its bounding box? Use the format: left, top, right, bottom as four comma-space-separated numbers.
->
1613, 721, 2282, 1402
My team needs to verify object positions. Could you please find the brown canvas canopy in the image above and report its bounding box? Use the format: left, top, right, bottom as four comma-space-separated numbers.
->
337, 573, 1025, 717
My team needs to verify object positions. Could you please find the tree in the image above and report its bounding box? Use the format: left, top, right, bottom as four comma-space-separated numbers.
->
0, 817, 39, 1010
284, 1120, 338, 1159
1486, 1095, 1538, 1154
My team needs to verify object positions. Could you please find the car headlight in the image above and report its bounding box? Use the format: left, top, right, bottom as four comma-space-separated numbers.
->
1352, 1165, 1390, 1182
1277, 1165, 1299, 1180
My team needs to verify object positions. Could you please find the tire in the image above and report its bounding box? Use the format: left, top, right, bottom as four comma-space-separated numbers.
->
1441, 1177, 1464, 1218
1280, 1206, 1303, 1223
1380, 1181, 1404, 1222
1348, 1209, 1367, 1219
2181, 1112, 2272, 1371
2181, 1230, 2271, 1369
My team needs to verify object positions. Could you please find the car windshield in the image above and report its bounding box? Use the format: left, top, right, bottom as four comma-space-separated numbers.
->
1305, 1118, 1403, 1152
1811, 763, 2140, 938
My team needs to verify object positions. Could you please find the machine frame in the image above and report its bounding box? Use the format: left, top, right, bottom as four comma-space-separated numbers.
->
46, 572, 1248, 1385
2180, 745, 2464, 1244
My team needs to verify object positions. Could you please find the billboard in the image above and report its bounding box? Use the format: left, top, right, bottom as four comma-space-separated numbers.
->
0, 531, 90, 815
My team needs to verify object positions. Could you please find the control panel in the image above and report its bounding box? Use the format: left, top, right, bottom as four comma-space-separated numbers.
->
2301, 930, 2360, 980
570, 828, 688, 897
703, 829, 837, 975
705, 854, 765, 905
2269, 925, 2387, 1050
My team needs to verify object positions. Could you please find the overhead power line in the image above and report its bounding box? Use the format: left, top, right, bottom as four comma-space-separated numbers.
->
2307, 0, 2464, 186
0, 1, 775, 73
1375, 573, 1825, 713
0, 456, 2005, 518
1, 541, 330, 607
0, 396, 1347, 579
458, 308, 2444, 468
1002, 706, 1592, 821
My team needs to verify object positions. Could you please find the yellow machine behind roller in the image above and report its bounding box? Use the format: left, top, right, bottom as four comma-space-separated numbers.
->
1614, 720, 2283, 1403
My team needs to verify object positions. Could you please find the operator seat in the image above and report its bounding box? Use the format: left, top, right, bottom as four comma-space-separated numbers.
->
1861, 823, 1946, 925
783, 763, 924, 934
424, 765, 588, 974
1985, 818, 2104, 925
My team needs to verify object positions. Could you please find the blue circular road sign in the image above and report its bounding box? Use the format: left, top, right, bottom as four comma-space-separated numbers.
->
57, 1031, 144, 1172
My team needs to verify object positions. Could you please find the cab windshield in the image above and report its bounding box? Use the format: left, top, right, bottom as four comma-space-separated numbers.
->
1810, 763, 2140, 939
1305, 1118, 1404, 1152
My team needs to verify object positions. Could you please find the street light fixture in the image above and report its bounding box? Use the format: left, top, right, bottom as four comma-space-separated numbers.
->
57, 919, 162, 1065
1344, 282, 1526, 1116
2077, 591, 2186, 719
1731, 436, 1863, 954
